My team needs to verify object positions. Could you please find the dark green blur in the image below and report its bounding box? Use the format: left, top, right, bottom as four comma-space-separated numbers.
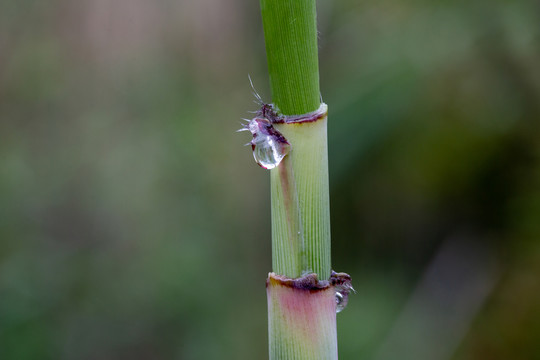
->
0, 0, 539, 359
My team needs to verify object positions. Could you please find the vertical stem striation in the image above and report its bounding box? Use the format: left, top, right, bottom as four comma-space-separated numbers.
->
270, 113, 331, 279
259, 1, 336, 359
273, 156, 305, 276
260, 0, 320, 116
261, 0, 330, 281
267, 273, 338, 360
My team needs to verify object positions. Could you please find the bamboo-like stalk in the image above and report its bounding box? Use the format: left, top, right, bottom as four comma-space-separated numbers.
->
261, 0, 330, 281
257, 1, 339, 359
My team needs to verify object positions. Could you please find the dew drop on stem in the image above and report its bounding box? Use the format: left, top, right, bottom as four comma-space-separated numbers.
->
330, 271, 354, 313
243, 117, 290, 170
335, 291, 347, 313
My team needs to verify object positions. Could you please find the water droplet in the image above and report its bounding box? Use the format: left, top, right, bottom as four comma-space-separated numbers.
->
335, 291, 348, 313
330, 271, 354, 313
246, 118, 290, 169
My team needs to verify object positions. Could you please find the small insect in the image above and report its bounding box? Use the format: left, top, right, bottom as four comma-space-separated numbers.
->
247, 75, 284, 122
238, 76, 290, 169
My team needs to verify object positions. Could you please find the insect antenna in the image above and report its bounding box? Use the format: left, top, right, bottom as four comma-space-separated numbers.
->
248, 74, 263, 104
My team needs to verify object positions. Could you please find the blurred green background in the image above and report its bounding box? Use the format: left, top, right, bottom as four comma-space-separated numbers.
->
1, 0, 539, 359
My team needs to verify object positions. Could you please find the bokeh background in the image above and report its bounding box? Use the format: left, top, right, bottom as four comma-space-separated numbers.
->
1, 0, 539, 359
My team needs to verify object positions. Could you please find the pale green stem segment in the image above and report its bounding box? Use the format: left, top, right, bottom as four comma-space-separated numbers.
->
260, 0, 329, 280
272, 155, 305, 276
260, 1, 335, 359
270, 110, 331, 279
267, 273, 338, 360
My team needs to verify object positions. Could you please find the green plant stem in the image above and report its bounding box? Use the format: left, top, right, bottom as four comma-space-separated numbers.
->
270, 116, 331, 279
271, 156, 305, 276
260, 0, 330, 281
260, 0, 320, 115
259, 1, 336, 359
267, 273, 338, 359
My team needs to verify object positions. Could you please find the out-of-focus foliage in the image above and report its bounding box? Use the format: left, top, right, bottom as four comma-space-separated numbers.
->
0, 0, 539, 359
